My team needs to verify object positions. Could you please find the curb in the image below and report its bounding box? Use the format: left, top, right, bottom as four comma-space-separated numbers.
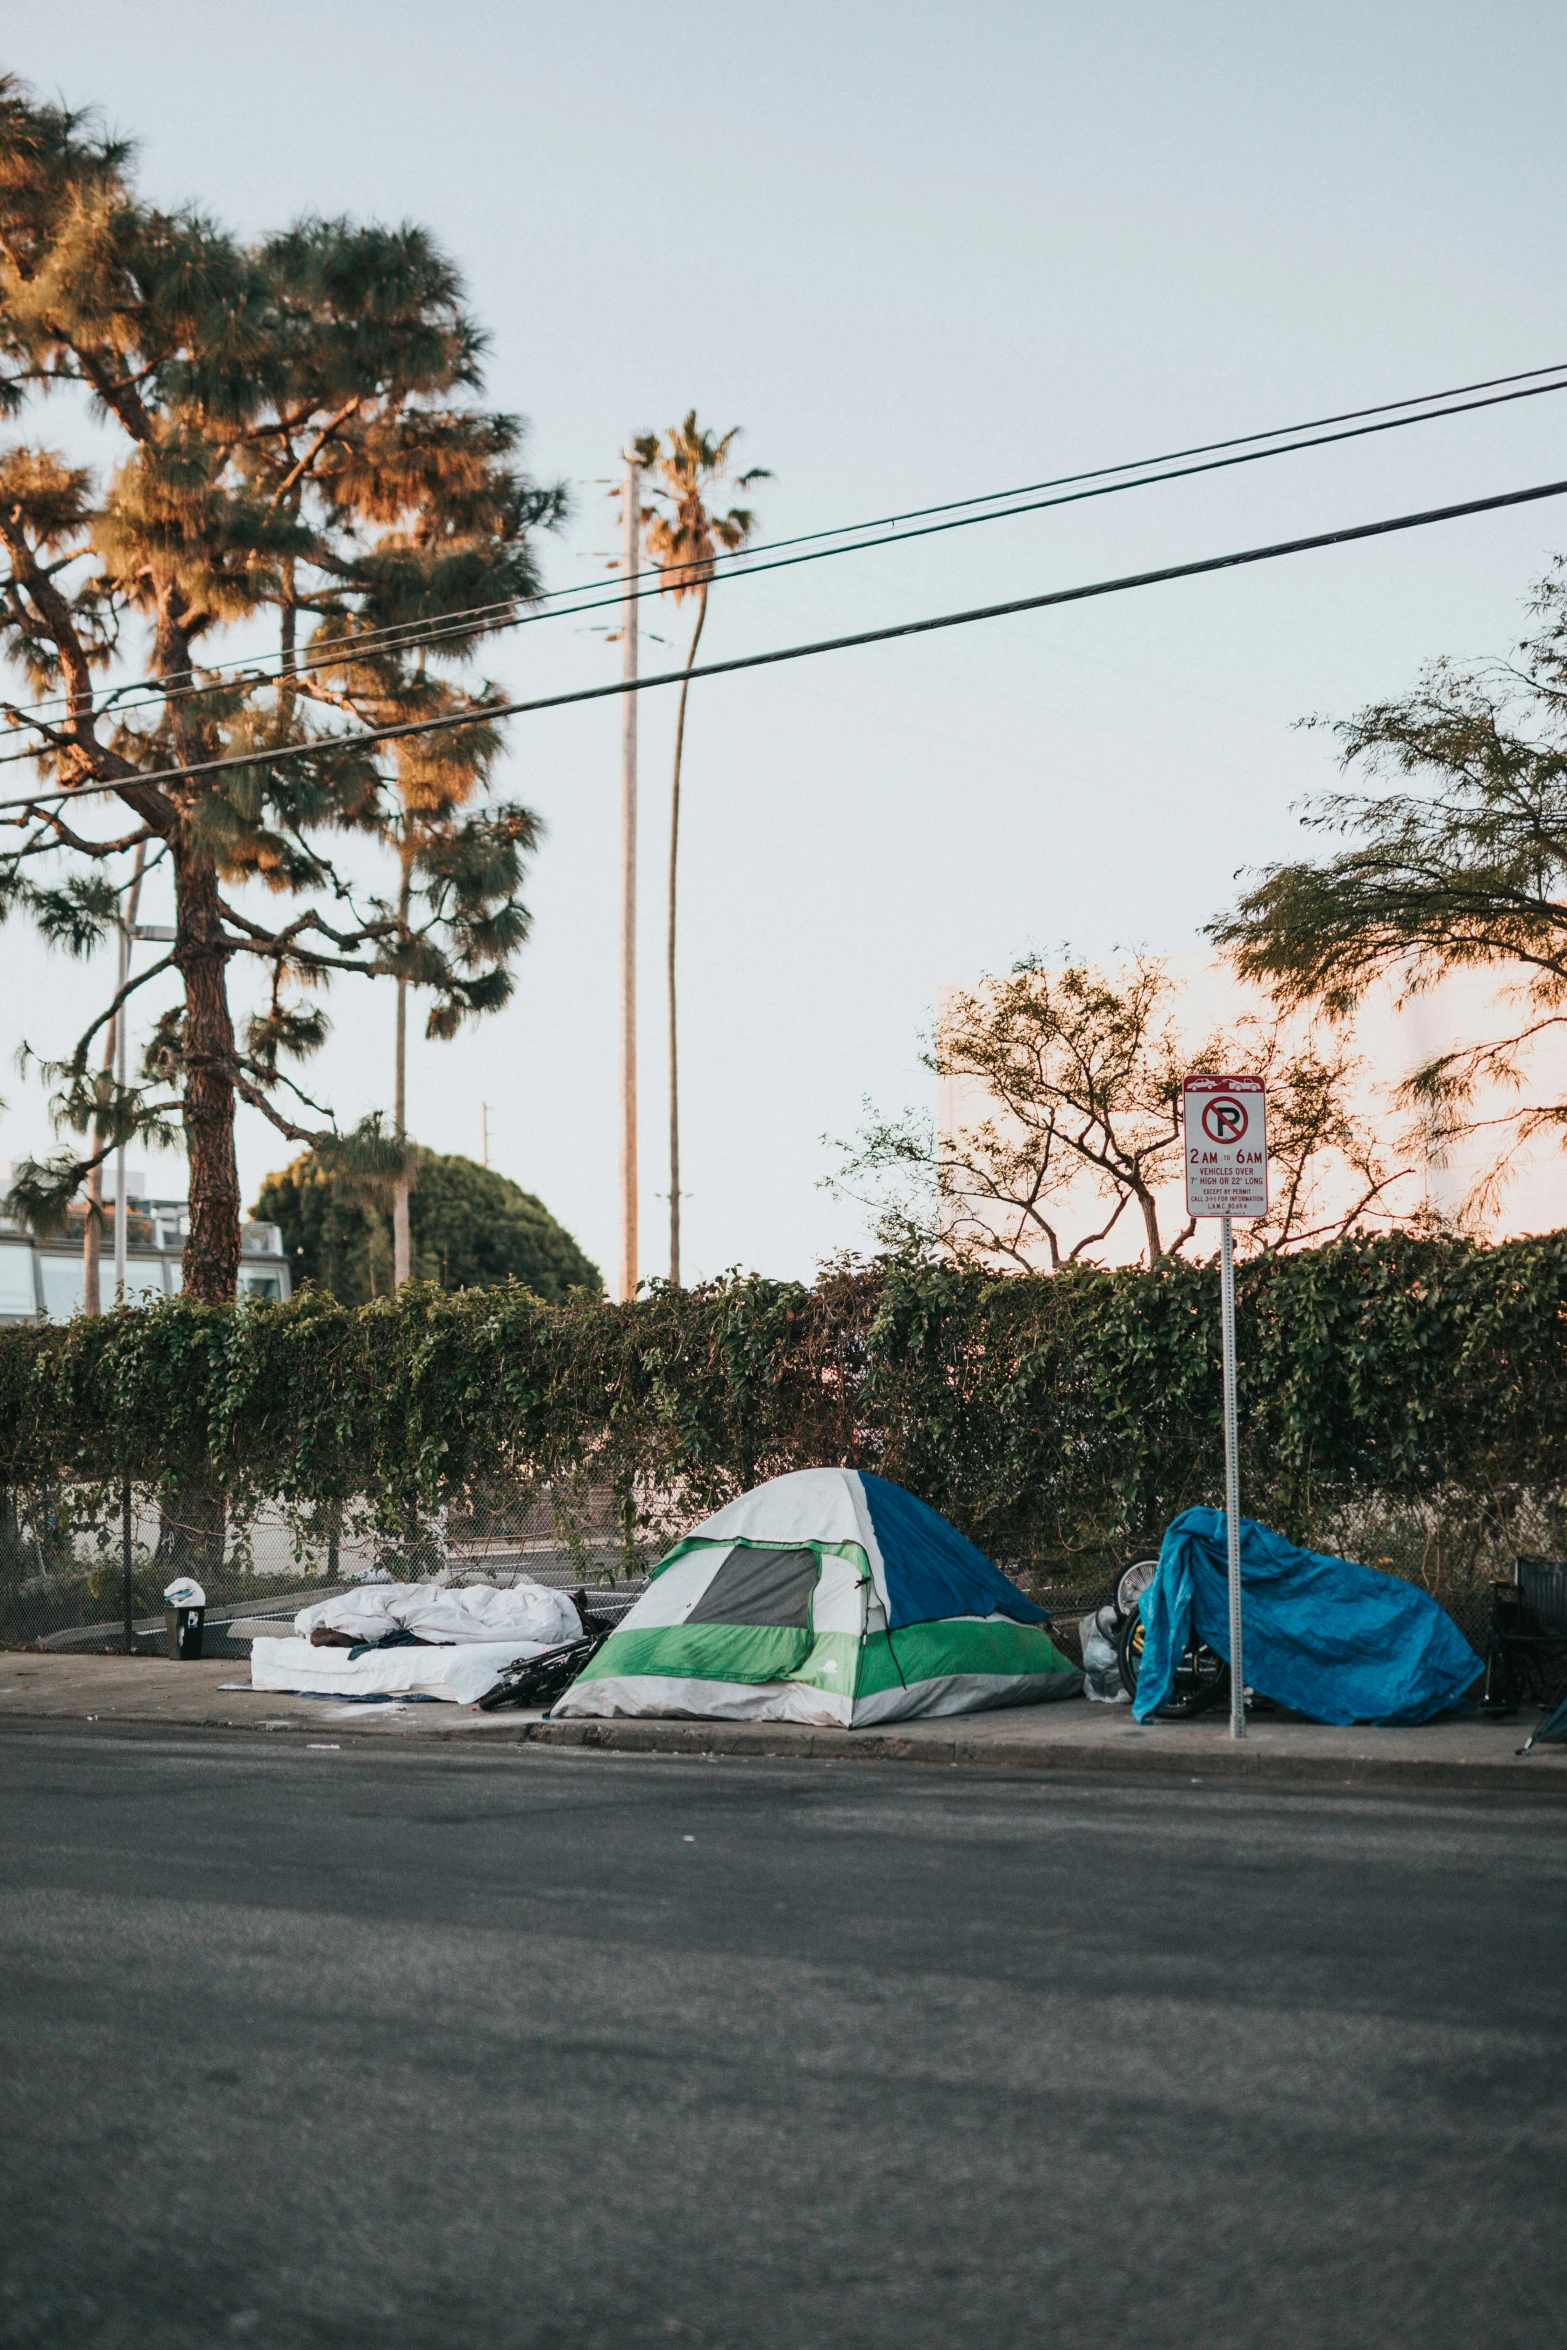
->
521, 1714, 1567, 1793
5, 1702, 1566, 1794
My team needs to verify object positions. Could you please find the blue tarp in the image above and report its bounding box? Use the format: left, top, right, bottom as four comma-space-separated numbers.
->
1133, 1507, 1483, 1726
858, 1472, 1046, 1631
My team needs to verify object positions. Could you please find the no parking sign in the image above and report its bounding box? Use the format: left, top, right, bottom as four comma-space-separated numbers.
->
1183, 1074, 1268, 1220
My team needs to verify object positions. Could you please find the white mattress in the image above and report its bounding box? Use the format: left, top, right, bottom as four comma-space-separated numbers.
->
250, 1636, 545, 1707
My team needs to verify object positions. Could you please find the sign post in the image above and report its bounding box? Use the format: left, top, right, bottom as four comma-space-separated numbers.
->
1182, 1074, 1268, 1741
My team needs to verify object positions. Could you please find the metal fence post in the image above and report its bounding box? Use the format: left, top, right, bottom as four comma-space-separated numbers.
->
121, 1474, 133, 1653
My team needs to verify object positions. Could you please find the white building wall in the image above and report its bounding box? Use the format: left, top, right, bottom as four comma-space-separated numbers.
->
936, 955, 1567, 1269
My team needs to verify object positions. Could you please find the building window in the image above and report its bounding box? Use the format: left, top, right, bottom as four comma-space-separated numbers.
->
0, 1243, 36, 1316
39, 1257, 85, 1321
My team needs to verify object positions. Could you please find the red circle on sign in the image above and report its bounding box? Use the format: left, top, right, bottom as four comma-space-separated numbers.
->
1200, 1096, 1249, 1144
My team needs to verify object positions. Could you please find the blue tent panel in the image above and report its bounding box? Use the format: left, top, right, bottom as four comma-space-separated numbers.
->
859, 1472, 1045, 1631
1530, 1685, 1567, 1747
1133, 1507, 1483, 1727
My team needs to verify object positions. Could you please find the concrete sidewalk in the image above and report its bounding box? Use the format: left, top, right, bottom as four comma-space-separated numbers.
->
3, 1649, 1565, 1790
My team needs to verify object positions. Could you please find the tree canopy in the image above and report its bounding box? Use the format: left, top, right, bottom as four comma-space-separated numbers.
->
254, 1149, 601, 1303
1213, 566, 1567, 1209
0, 78, 562, 1299
832, 954, 1404, 1269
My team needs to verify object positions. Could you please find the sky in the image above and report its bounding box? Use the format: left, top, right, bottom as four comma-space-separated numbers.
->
2, 0, 1566, 1285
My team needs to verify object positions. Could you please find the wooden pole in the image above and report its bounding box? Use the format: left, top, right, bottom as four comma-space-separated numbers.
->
113, 843, 147, 1303
619, 450, 640, 1304
392, 868, 412, 1287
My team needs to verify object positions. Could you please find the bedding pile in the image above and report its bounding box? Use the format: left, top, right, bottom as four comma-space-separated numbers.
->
295, 1581, 582, 1649
250, 1578, 584, 1706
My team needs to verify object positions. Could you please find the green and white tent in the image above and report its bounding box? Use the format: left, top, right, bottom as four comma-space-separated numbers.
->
555, 1467, 1081, 1726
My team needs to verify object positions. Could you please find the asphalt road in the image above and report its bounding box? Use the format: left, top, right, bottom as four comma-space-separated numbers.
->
2, 1731, 1564, 2350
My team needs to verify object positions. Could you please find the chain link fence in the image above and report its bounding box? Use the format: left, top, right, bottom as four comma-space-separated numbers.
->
0, 1469, 1535, 1668
0, 1476, 663, 1659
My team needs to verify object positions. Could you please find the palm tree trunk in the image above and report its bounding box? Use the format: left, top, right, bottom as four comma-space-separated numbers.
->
668, 584, 708, 1287
82, 1147, 103, 1315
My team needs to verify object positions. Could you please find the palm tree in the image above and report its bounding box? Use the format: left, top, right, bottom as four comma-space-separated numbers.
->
634, 413, 768, 1285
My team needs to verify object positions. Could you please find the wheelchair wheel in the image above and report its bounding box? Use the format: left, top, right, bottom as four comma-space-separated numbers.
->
1117, 1606, 1230, 1716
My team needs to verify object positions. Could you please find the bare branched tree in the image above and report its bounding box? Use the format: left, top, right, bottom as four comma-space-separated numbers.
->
830, 955, 1410, 1270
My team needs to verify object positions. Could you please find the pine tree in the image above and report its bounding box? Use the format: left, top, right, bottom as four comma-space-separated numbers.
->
0, 80, 562, 1301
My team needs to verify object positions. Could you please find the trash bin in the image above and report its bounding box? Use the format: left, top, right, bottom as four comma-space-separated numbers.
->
162, 1577, 207, 1660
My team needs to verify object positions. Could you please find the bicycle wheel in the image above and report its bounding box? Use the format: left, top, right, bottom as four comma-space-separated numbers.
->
1114, 1555, 1160, 1618
1169, 1640, 1231, 1717
1117, 1605, 1147, 1697
1117, 1607, 1230, 1716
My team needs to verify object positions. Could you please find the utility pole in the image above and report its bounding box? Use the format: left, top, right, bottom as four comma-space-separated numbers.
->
112, 843, 147, 1303
392, 866, 412, 1289
618, 447, 640, 1304
481, 1101, 489, 1170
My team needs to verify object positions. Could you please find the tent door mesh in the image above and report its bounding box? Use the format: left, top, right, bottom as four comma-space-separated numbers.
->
685, 1545, 819, 1627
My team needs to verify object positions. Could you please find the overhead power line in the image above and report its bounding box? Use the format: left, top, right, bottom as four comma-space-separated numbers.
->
6, 469, 1566, 821
4, 357, 1566, 743
663, 356, 1567, 556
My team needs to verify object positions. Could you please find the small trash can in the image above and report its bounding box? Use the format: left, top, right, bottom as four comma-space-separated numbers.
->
162, 1577, 207, 1661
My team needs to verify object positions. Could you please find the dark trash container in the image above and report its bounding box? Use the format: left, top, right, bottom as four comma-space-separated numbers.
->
165, 1603, 205, 1660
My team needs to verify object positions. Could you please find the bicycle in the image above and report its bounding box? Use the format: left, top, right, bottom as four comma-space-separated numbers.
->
1110, 1553, 1230, 1718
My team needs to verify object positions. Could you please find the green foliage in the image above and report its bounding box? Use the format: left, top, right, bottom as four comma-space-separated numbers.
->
254, 1149, 601, 1303
634, 413, 769, 604
0, 77, 564, 1295
0, 1236, 1562, 1593
1213, 566, 1567, 1208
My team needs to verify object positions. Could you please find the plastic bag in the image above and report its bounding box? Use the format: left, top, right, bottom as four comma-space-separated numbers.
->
1079, 1605, 1129, 1703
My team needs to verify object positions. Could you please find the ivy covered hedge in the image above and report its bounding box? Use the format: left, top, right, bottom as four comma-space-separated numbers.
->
1, 1232, 1564, 1589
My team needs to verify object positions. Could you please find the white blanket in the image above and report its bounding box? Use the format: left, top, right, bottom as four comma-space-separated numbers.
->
293, 1579, 582, 1649
250, 1635, 545, 1706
